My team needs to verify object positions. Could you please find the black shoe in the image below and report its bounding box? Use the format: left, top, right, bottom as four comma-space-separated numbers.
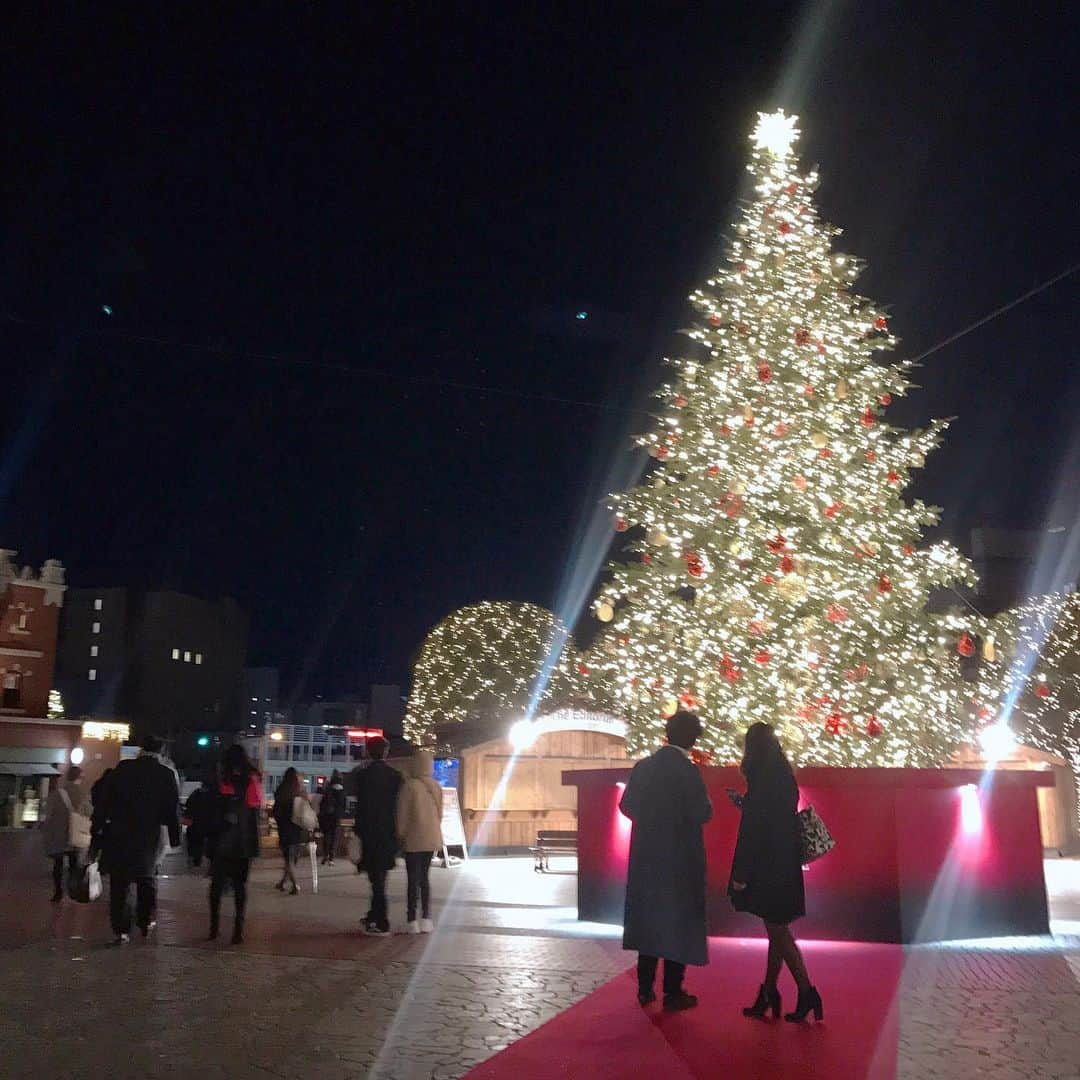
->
663, 991, 698, 1012
784, 985, 823, 1023
231, 924, 244, 946
743, 983, 781, 1020
637, 987, 657, 1006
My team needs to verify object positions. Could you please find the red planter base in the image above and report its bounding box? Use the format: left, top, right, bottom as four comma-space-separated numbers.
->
565, 766, 1053, 943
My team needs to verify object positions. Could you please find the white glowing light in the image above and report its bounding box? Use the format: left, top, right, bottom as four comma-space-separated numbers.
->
269, 730, 285, 742
959, 784, 983, 835
509, 719, 536, 751
70, 747, 85, 765
752, 110, 799, 157
978, 721, 1017, 760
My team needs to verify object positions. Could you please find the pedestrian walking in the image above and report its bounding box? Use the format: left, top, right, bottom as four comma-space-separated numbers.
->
208, 745, 262, 945
318, 770, 346, 865
42, 765, 92, 902
184, 778, 216, 869
396, 751, 443, 934
620, 710, 712, 1011
353, 737, 402, 935
272, 768, 307, 894
92, 735, 181, 944
729, 721, 821, 1023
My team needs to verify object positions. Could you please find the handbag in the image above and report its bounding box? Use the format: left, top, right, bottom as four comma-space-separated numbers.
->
59, 788, 92, 850
291, 796, 318, 832
797, 806, 835, 864
346, 833, 362, 865
68, 858, 102, 904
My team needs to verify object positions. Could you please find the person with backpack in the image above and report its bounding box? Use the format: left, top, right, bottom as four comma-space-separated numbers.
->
396, 751, 443, 934
208, 745, 262, 945
42, 765, 92, 902
318, 770, 346, 865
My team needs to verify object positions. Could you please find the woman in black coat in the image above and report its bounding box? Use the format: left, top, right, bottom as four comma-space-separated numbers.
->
729, 722, 821, 1023
208, 745, 262, 944
272, 768, 304, 894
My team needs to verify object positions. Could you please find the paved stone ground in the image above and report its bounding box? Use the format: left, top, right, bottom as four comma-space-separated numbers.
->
1, 831, 1078, 1079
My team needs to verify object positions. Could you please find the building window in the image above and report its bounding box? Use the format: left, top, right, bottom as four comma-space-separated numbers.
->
172, 648, 180, 660
1, 672, 20, 709
89, 669, 97, 681
184, 651, 192, 663
94, 598, 103, 611
92, 622, 101, 634
17, 612, 28, 630
195, 653, 203, 665
90, 645, 99, 657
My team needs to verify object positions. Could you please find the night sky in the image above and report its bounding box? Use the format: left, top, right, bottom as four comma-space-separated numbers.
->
3, 4, 1077, 701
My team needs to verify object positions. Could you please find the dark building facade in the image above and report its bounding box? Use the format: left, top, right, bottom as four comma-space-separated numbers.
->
971, 527, 1077, 614
57, 588, 248, 738
242, 666, 280, 730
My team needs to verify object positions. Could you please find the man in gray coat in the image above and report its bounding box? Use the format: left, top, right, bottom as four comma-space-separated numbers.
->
619, 710, 712, 1010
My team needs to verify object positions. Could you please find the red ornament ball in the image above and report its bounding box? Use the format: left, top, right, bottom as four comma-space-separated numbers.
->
674, 394, 688, 408
577, 663, 590, 676
737, 322, 750, 335
803, 384, 815, 397
656, 446, 669, 460
762, 574, 777, 585
826, 603, 849, 624
772, 422, 789, 437
887, 470, 900, 484
879, 393, 892, 406
778, 221, 793, 235
1035, 684, 1049, 698
709, 314, 722, 326
758, 362, 773, 382
766, 533, 787, 554
754, 650, 772, 665
861, 407, 876, 427
707, 463, 720, 477
825, 713, 846, 736
865, 450, 877, 463
784, 182, 798, 195
794, 327, 812, 347
615, 517, 629, 532
901, 543, 914, 556
780, 554, 795, 573
719, 423, 732, 436
865, 716, 883, 738
877, 574, 892, 594
874, 316, 888, 330
818, 448, 832, 459
957, 633, 976, 658
687, 561, 704, 579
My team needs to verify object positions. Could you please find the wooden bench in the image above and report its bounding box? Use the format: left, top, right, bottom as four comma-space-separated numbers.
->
530, 830, 578, 872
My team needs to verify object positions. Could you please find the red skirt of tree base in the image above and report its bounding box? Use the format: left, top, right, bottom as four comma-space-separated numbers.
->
567, 767, 1052, 943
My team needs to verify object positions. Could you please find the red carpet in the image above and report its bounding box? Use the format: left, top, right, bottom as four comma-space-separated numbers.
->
467, 939, 903, 1080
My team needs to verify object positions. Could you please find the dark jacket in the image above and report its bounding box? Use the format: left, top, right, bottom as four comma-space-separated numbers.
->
272, 789, 303, 849
318, 782, 345, 826
212, 775, 262, 861
352, 760, 402, 872
730, 766, 805, 925
620, 745, 713, 967
94, 754, 181, 878
184, 786, 216, 840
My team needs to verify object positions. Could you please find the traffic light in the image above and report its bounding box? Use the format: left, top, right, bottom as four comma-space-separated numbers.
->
196, 735, 211, 748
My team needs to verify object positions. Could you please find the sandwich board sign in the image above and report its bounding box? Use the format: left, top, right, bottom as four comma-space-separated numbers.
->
438, 785, 468, 866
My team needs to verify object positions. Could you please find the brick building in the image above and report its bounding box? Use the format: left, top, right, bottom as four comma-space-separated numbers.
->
0, 550, 80, 818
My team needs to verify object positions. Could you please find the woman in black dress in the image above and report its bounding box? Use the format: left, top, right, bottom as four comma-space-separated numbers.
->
729, 722, 822, 1023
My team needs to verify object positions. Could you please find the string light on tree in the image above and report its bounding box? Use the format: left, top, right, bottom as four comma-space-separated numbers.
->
584, 110, 984, 767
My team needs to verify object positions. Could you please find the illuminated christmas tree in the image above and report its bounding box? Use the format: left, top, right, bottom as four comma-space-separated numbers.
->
989, 591, 1080, 819
584, 111, 983, 766
405, 601, 582, 749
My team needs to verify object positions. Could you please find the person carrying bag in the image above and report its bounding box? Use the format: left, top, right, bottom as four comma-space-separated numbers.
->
43, 766, 93, 903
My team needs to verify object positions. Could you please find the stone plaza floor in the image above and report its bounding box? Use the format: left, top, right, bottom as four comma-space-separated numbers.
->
0, 830, 1078, 1079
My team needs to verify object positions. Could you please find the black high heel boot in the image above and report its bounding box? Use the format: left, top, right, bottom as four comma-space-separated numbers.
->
743, 983, 781, 1019
784, 985, 823, 1023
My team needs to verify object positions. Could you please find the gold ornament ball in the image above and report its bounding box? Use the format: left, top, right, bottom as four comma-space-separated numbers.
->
834, 380, 849, 400
910, 451, 926, 468
810, 431, 829, 449
776, 573, 808, 604
661, 696, 679, 719
647, 528, 670, 547
596, 602, 615, 623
